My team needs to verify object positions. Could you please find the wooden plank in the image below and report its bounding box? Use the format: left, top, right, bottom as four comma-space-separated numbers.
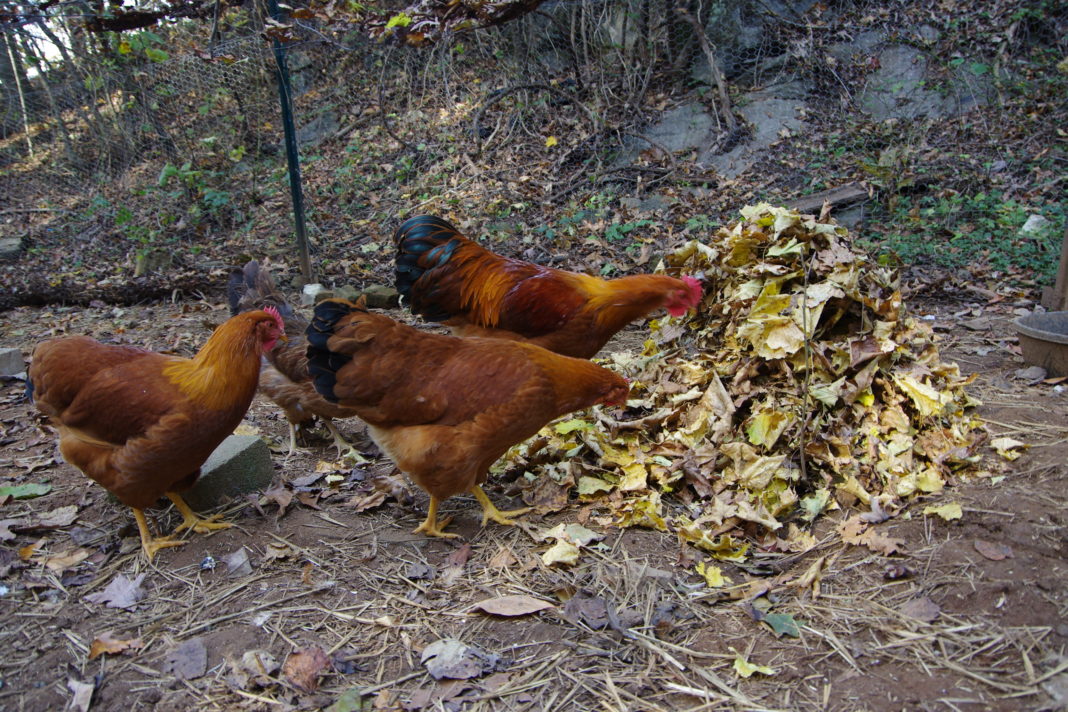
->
786, 181, 869, 215
1041, 225, 1068, 311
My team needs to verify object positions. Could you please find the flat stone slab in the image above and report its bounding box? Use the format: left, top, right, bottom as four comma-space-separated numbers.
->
183, 434, 274, 511
0, 348, 24, 377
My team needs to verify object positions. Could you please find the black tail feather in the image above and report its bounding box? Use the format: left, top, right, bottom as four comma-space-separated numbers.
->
306, 299, 364, 403
393, 215, 464, 315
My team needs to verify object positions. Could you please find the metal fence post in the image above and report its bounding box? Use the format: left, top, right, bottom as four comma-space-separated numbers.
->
266, 0, 313, 282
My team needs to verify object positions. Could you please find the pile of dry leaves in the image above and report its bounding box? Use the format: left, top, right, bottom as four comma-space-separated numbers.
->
506, 203, 989, 564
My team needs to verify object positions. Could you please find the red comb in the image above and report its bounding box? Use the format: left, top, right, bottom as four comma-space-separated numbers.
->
264, 305, 283, 325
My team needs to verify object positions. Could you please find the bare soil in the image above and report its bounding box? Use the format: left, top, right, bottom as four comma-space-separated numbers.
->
1, 294, 1066, 712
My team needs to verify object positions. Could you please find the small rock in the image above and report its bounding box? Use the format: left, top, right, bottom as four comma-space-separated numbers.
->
0, 348, 25, 377
0, 236, 22, 261
301, 283, 326, 306
1020, 214, 1051, 236
332, 285, 361, 303
1013, 366, 1047, 383
360, 285, 400, 309
183, 435, 274, 510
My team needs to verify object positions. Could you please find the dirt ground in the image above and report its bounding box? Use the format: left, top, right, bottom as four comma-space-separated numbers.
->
1, 293, 1066, 712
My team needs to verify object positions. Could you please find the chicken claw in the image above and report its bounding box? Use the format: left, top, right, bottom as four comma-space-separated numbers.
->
472, 486, 531, 527
167, 493, 233, 534
413, 496, 461, 539
133, 508, 186, 560
323, 420, 367, 463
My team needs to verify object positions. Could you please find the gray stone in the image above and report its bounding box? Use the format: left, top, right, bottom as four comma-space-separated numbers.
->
646, 104, 716, 154
0, 237, 22, 261
857, 44, 995, 122
183, 435, 274, 511
361, 285, 400, 309
333, 285, 361, 303
701, 94, 806, 179
301, 283, 326, 306
0, 348, 24, 377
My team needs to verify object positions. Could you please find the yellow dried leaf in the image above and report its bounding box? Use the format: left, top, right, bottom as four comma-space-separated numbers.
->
545, 135, 558, 148
695, 561, 731, 588
733, 655, 776, 678
893, 374, 951, 417
541, 539, 579, 567
990, 437, 1027, 461
923, 502, 962, 521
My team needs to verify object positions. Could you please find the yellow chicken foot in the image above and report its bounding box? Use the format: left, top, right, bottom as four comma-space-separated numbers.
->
323, 419, 366, 463
132, 508, 186, 560
472, 486, 532, 527
412, 496, 460, 539
167, 492, 233, 534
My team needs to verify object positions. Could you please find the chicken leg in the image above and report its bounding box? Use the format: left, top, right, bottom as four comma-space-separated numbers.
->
167, 492, 232, 534
322, 419, 367, 463
472, 486, 531, 527
132, 508, 186, 560
412, 496, 459, 539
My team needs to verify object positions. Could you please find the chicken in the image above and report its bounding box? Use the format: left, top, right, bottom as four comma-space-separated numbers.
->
227, 261, 364, 461
394, 215, 703, 359
28, 309, 286, 559
306, 298, 630, 538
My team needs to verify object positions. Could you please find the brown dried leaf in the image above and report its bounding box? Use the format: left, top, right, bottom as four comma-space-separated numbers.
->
84, 573, 146, 609
974, 539, 1014, 561
88, 631, 143, 660
283, 645, 330, 692
163, 637, 208, 680
469, 595, 556, 617
899, 596, 940, 622
44, 548, 90, 572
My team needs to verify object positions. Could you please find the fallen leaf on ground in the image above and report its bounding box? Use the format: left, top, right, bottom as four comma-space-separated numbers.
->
229, 649, 280, 689
838, 516, 905, 555
974, 539, 1014, 561
733, 655, 775, 678
990, 437, 1027, 460
84, 573, 146, 609
421, 639, 501, 680
763, 612, 801, 638
487, 546, 517, 569
89, 631, 143, 660
0, 483, 51, 499
326, 687, 372, 712
541, 539, 580, 567
899, 596, 940, 622
284, 645, 330, 691
561, 592, 609, 629
225, 547, 253, 577
67, 678, 95, 712
45, 548, 90, 572
923, 502, 963, 521
163, 637, 208, 680
469, 594, 555, 617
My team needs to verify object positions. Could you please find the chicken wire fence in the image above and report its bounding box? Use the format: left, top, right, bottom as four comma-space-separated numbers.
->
1, 0, 1065, 284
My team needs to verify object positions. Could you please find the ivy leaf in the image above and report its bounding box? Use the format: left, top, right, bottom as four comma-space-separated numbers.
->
386, 12, 412, 29
0, 483, 51, 499
763, 612, 801, 638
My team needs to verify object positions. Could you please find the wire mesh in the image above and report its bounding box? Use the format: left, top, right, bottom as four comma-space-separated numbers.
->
0, 0, 1065, 295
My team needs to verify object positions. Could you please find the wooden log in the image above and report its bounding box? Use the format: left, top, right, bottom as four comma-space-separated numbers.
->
1041, 225, 1068, 311
786, 181, 869, 215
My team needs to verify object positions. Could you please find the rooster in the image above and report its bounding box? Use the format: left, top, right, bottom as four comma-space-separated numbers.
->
306, 298, 630, 538
28, 309, 286, 559
228, 261, 364, 461
394, 215, 703, 359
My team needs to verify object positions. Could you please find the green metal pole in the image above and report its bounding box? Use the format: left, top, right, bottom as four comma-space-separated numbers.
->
266, 0, 313, 282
